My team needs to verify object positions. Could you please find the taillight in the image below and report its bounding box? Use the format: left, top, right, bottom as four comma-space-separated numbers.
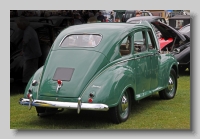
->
57, 80, 62, 85
88, 98, 93, 103
27, 93, 32, 99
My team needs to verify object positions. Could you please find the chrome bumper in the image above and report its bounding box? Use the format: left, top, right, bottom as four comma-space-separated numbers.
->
19, 98, 109, 114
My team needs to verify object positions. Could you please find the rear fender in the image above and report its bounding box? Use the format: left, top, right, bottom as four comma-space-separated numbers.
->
80, 64, 135, 107
23, 66, 44, 99
158, 56, 178, 88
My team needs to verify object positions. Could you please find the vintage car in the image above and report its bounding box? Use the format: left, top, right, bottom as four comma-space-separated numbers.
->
127, 16, 190, 72
19, 22, 179, 124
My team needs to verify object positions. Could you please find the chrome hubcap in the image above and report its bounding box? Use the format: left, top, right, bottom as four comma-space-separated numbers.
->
167, 76, 174, 91
121, 94, 128, 112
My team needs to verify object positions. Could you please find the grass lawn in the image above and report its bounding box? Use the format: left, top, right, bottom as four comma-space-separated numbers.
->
10, 71, 190, 129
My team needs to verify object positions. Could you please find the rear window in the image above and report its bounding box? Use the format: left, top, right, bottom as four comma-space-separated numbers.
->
60, 34, 102, 47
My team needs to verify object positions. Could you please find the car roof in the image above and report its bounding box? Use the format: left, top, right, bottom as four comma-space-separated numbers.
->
59, 23, 146, 36
52, 23, 149, 52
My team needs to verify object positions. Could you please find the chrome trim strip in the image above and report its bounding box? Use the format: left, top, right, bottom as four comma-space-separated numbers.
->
19, 98, 109, 112
59, 34, 68, 46
116, 54, 154, 64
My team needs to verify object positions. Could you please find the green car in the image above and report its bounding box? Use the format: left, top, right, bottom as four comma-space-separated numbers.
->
19, 21, 179, 124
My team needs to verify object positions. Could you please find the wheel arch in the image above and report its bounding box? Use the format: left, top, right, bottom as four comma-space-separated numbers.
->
114, 85, 136, 108
171, 63, 179, 78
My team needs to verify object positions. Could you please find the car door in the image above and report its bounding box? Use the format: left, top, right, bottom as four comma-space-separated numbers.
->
146, 29, 160, 91
133, 29, 152, 96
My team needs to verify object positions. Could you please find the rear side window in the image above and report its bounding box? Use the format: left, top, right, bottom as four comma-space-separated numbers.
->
134, 31, 147, 53
60, 34, 102, 47
120, 36, 132, 56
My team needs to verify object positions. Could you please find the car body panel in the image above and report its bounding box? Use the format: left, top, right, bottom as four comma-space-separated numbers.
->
38, 49, 109, 98
179, 24, 190, 38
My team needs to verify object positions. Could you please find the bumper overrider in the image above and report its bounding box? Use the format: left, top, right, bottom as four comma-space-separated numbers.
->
19, 97, 109, 114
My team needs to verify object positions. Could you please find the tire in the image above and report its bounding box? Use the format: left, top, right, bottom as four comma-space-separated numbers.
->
109, 89, 131, 124
159, 68, 177, 99
36, 107, 58, 117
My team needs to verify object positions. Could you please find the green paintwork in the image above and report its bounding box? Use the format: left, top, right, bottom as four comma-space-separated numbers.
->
24, 22, 178, 108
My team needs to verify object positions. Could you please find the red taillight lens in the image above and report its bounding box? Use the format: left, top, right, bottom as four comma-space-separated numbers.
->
57, 80, 62, 85
27, 93, 31, 99
88, 98, 93, 103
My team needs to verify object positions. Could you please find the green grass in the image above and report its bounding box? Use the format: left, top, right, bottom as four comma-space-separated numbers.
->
10, 72, 190, 130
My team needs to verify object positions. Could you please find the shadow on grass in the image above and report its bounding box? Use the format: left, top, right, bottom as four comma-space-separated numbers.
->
25, 109, 113, 129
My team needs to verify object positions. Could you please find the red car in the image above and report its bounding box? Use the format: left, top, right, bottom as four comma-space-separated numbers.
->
159, 38, 173, 50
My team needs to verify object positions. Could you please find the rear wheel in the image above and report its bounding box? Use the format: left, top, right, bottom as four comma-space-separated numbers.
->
159, 69, 177, 99
109, 89, 131, 124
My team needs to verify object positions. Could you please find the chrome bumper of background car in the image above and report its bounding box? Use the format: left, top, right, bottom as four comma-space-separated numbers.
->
19, 98, 109, 113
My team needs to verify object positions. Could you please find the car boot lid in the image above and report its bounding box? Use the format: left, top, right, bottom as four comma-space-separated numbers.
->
150, 21, 186, 41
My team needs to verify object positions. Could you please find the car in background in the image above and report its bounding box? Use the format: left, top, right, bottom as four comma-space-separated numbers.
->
127, 16, 167, 24
126, 16, 167, 39
174, 24, 190, 71
168, 15, 190, 30
141, 11, 153, 16
122, 10, 153, 22
167, 10, 188, 18
127, 16, 190, 72
19, 22, 178, 124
